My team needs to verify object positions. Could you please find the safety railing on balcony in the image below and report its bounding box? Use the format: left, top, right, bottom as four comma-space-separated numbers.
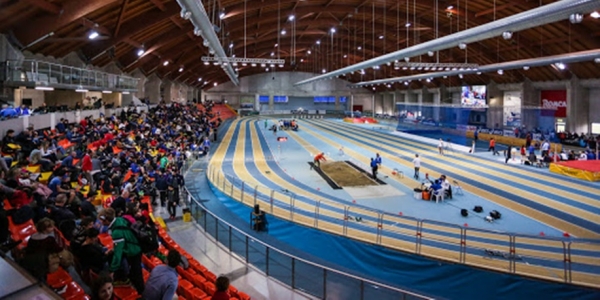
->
1, 60, 138, 91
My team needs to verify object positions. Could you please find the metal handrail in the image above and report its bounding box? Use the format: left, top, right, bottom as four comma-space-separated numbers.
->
2, 59, 138, 90
182, 161, 433, 300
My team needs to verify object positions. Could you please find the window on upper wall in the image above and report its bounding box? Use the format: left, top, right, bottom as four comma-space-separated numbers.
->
274, 95, 288, 103
591, 123, 600, 135
259, 95, 269, 103
314, 96, 335, 103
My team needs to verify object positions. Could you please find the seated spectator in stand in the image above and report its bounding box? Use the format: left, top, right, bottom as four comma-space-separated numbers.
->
97, 208, 145, 294
21, 218, 74, 281
110, 190, 129, 216
49, 193, 77, 239
211, 276, 231, 300
579, 151, 588, 161
16, 104, 31, 116
30, 143, 55, 171
70, 216, 95, 255
77, 228, 110, 274
56, 118, 67, 133
16, 127, 36, 156
0, 104, 18, 118
91, 273, 116, 300
142, 249, 181, 300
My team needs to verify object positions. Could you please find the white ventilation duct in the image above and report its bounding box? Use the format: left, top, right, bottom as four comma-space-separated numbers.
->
350, 49, 600, 87
295, 0, 600, 86
175, 0, 239, 85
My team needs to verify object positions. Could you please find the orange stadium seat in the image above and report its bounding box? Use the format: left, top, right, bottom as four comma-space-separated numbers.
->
113, 286, 139, 300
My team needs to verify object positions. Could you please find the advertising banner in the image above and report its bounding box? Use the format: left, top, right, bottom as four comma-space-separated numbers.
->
503, 91, 522, 127
540, 90, 567, 118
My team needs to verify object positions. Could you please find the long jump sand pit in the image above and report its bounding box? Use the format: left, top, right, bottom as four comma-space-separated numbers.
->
320, 161, 378, 187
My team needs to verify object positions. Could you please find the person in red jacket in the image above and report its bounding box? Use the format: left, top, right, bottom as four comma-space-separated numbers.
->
81, 149, 93, 190
310, 152, 326, 170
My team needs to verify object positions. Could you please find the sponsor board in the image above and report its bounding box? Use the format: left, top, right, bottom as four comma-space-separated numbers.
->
503, 129, 514, 137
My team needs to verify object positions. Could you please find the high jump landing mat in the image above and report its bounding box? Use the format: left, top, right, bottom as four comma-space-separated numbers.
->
549, 160, 600, 182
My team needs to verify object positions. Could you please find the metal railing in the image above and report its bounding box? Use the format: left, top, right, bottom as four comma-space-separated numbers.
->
1, 60, 138, 91
182, 161, 433, 300
204, 164, 600, 289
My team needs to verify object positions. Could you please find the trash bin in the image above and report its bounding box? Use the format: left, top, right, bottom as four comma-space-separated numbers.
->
413, 188, 423, 200
182, 208, 192, 222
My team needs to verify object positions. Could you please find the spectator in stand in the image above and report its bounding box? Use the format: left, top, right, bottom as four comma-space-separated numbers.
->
56, 118, 66, 133
211, 276, 231, 300
22, 218, 74, 280
91, 273, 116, 300
0, 104, 18, 118
77, 227, 111, 273
142, 249, 181, 300
81, 149, 93, 190
16, 104, 31, 116
98, 208, 145, 294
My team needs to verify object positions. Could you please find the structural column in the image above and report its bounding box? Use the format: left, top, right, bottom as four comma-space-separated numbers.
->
567, 75, 589, 133
144, 74, 161, 104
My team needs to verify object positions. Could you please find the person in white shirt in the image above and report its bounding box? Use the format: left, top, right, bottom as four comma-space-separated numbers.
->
412, 154, 421, 180
579, 151, 588, 161
440, 174, 452, 199
541, 140, 550, 157
438, 139, 445, 155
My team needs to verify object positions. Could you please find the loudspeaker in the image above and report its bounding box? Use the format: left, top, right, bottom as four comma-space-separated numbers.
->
490, 210, 501, 219
461, 209, 468, 217
473, 206, 483, 213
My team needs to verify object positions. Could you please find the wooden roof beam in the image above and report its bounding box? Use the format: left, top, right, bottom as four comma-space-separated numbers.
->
23, 0, 62, 14
84, 1, 180, 61
149, 0, 165, 11
14, 0, 120, 46
113, 0, 130, 37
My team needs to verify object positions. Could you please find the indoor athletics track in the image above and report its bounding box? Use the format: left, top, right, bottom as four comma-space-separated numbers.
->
206, 117, 600, 289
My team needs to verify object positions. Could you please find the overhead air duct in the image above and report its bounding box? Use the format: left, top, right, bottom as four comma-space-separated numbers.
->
294, 0, 600, 86
350, 49, 600, 87
175, 0, 239, 86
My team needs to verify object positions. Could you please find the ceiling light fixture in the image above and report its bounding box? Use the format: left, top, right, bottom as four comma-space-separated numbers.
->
523, 66, 530, 70
555, 62, 566, 70
447, 5, 454, 10
122, 91, 130, 95
163, 61, 169, 66
137, 49, 144, 57
102, 90, 112, 94
75, 88, 88, 93
88, 31, 99, 40
229, 43, 233, 48
405, 23, 411, 27
219, 12, 226, 19
330, 28, 336, 33
322, 69, 327, 73
198, 78, 202, 81
274, 43, 278, 47
497, 69, 504, 75
427, 51, 434, 57
307, 50, 311, 54
288, 15, 295, 21
358, 46, 362, 50
379, 35, 384, 39
458, 42, 467, 50
281, 29, 287, 35
591, 11, 600, 18
35, 86, 54, 91
179, 67, 184, 72
502, 31, 513, 40
594, 58, 600, 63
569, 13, 583, 24
316, 40, 321, 45
214, 82, 218, 86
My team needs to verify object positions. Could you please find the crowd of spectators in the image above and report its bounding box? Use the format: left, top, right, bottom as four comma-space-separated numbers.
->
0, 100, 224, 298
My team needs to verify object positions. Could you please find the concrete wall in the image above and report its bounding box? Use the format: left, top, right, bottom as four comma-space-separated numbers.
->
204, 72, 373, 111
589, 88, 600, 125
